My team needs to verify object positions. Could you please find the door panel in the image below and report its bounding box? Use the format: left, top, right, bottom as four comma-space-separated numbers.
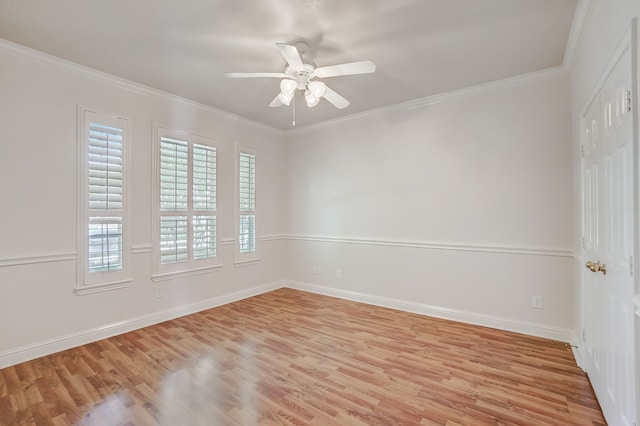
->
583, 94, 600, 372
581, 46, 636, 426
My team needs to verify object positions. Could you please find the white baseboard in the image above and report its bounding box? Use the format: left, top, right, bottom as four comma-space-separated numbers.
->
286, 281, 574, 343
571, 345, 584, 371
1, 280, 575, 370
569, 330, 586, 371
0, 280, 285, 369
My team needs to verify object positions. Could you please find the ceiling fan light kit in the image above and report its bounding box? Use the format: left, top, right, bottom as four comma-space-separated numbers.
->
277, 91, 294, 106
277, 79, 297, 105
308, 81, 326, 97
280, 79, 297, 94
304, 91, 320, 108
225, 42, 376, 119
303, 80, 325, 108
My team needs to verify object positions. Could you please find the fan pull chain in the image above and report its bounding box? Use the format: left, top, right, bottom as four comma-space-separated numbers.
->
292, 94, 296, 127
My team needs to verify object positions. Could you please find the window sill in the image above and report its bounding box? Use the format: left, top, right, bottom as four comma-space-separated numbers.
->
152, 264, 223, 282
75, 279, 132, 296
234, 257, 261, 267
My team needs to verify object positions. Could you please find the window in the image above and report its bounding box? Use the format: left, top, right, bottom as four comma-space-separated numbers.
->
153, 126, 219, 279
77, 108, 131, 294
236, 145, 258, 263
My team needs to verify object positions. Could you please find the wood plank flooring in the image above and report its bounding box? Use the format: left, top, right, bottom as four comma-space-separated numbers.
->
0, 288, 605, 425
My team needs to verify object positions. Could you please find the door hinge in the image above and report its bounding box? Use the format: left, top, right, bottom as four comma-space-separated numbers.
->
630, 256, 634, 276
625, 90, 632, 113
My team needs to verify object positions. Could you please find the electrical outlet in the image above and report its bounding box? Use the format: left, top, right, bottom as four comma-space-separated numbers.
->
532, 295, 543, 309
156, 287, 164, 298
336, 269, 342, 279
313, 266, 322, 275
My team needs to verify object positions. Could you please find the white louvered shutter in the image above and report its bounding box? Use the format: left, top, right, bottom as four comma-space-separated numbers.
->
239, 151, 256, 254
159, 137, 189, 264
192, 144, 216, 259
87, 121, 124, 272
156, 130, 218, 274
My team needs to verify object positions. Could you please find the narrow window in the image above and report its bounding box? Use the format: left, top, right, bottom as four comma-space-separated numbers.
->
77, 108, 131, 294
237, 146, 258, 262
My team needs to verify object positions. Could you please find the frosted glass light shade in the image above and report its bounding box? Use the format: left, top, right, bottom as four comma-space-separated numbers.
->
280, 79, 297, 94
278, 91, 294, 106
308, 81, 326, 97
305, 90, 320, 107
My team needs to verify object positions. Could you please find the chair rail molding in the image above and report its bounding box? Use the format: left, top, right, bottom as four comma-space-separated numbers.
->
0, 251, 77, 267
131, 244, 152, 254
285, 235, 573, 258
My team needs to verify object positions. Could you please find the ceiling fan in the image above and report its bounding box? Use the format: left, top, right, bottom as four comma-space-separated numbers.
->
224, 42, 376, 110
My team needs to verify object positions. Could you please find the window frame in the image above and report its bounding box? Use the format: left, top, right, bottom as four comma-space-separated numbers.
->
152, 125, 221, 281
76, 106, 132, 295
235, 144, 259, 264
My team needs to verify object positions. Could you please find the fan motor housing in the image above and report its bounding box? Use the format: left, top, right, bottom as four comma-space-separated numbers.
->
285, 64, 316, 90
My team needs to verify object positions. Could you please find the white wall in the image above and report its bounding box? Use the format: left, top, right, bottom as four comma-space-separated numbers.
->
0, 30, 580, 369
0, 41, 287, 367
284, 73, 575, 340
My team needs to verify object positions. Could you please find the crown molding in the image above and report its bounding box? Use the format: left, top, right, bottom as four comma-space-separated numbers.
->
286, 66, 569, 134
0, 38, 283, 136
0, 27, 577, 138
562, 0, 598, 70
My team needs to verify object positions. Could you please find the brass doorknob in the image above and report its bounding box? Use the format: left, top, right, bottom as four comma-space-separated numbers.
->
599, 262, 607, 275
585, 261, 607, 275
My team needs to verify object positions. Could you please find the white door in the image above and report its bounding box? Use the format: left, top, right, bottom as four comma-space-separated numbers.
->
581, 46, 636, 426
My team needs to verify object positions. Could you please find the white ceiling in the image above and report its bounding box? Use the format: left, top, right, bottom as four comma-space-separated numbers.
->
0, 0, 578, 130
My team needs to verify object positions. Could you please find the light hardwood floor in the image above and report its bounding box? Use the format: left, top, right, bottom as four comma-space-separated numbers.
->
0, 288, 605, 425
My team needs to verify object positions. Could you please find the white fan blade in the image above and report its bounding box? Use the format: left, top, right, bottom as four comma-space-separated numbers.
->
322, 86, 350, 109
225, 72, 287, 78
276, 43, 304, 70
314, 60, 376, 78
269, 95, 283, 108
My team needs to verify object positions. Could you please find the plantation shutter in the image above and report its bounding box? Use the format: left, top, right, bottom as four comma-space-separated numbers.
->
239, 151, 256, 253
87, 122, 124, 272
160, 137, 188, 211
193, 144, 217, 259
159, 137, 188, 264
160, 216, 188, 264
157, 133, 218, 270
193, 144, 216, 210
